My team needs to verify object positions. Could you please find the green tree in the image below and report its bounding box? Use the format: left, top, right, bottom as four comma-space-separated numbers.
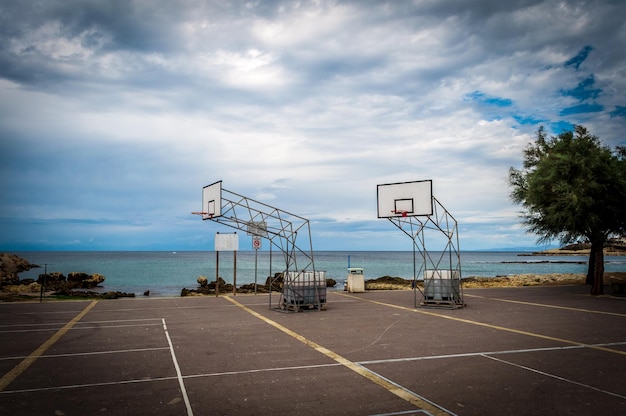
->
509, 125, 626, 295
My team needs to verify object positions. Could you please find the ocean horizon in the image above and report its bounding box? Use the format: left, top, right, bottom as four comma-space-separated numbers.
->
10, 250, 626, 298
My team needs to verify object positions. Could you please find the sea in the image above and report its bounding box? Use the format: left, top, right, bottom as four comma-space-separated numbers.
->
11, 251, 626, 297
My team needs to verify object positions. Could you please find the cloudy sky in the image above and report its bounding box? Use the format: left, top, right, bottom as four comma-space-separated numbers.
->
1, 0, 625, 252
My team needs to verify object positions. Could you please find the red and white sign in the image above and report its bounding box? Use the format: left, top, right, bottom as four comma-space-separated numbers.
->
252, 236, 261, 250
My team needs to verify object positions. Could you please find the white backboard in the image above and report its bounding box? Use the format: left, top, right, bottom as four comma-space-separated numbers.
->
377, 180, 433, 218
215, 232, 238, 251
202, 181, 222, 219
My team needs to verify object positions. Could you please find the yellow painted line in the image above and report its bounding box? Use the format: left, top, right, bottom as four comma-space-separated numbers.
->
0, 300, 99, 391
337, 293, 626, 356
223, 296, 452, 416
463, 293, 626, 317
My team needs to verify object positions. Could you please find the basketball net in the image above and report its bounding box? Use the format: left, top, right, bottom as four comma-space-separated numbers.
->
391, 210, 409, 217
191, 212, 213, 218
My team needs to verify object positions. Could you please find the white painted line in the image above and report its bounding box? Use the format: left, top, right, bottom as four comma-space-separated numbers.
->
371, 409, 432, 415
463, 293, 626, 317
162, 318, 193, 416
70, 323, 163, 330
0, 363, 343, 394
0, 347, 170, 361
0, 323, 162, 334
357, 341, 626, 366
182, 362, 342, 379
358, 345, 584, 365
0, 318, 161, 334
356, 362, 458, 416
76, 318, 163, 324
483, 354, 626, 400
0, 375, 178, 394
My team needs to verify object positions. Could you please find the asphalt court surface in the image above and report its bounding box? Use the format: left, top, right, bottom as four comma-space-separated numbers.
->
0, 284, 625, 415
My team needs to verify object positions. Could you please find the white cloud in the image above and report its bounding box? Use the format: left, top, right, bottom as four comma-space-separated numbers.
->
1, 0, 625, 251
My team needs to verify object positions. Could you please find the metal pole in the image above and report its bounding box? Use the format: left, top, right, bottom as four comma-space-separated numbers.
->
215, 250, 220, 297
233, 250, 237, 296
269, 239, 273, 308
254, 245, 258, 295
39, 264, 49, 303
413, 240, 417, 307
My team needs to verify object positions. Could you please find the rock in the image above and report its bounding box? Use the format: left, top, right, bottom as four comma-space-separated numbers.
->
37, 272, 105, 291
143, 290, 150, 296
100, 291, 135, 299
0, 253, 40, 286
37, 272, 66, 290
238, 283, 269, 293
68, 272, 105, 289
365, 276, 413, 290
50, 289, 134, 299
264, 273, 284, 291
197, 276, 208, 287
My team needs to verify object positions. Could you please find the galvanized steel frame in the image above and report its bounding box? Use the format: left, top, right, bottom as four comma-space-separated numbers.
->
201, 186, 323, 312
386, 196, 465, 309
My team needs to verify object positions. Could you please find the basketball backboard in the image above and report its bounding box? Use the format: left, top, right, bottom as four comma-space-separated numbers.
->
201, 180, 222, 219
377, 180, 433, 218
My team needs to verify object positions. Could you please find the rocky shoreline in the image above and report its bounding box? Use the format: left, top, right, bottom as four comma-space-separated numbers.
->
363, 273, 588, 290
0, 253, 135, 302
522, 241, 626, 256
2, 252, 624, 301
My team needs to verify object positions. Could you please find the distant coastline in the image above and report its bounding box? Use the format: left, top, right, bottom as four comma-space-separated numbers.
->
522, 242, 626, 256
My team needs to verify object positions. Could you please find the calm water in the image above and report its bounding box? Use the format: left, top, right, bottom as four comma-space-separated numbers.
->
13, 251, 626, 297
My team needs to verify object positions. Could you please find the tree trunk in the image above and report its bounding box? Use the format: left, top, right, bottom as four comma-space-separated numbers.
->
585, 244, 596, 286
590, 240, 604, 296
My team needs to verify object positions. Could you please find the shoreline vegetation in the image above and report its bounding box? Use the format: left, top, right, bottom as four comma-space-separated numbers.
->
1, 247, 625, 301
523, 241, 626, 257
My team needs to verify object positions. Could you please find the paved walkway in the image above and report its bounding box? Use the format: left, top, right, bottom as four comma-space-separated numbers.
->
0, 284, 625, 415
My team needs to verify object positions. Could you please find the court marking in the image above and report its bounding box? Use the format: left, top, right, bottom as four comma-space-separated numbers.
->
4, 341, 625, 396
162, 318, 193, 416
0, 317, 162, 329
0, 323, 163, 334
0, 300, 98, 391
0, 347, 171, 362
337, 293, 626, 356
464, 293, 626, 317
223, 295, 456, 416
482, 354, 626, 400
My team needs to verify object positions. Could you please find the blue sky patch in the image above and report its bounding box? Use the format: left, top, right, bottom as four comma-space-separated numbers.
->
465, 91, 513, 107
550, 121, 575, 134
564, 45, 593, 70
559, 103, 604, 116
561, 75, 602, 101
610, 106, 626, 119
513, 114, 545, 126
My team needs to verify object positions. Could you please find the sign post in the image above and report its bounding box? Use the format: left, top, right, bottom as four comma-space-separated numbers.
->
252, 236, 261, 294
215, 232, 239, 296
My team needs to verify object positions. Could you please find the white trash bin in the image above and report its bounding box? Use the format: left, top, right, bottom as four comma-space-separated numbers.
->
346, 267, 365, 293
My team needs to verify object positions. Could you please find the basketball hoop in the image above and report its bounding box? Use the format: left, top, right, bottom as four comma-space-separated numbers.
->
391, 210, 409, 217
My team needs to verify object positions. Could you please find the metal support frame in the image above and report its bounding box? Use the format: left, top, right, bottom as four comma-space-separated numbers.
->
203, 187, 325, 312
387, 197, 465, 309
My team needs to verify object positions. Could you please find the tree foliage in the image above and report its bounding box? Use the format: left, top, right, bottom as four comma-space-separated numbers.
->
509, 126, 626, 295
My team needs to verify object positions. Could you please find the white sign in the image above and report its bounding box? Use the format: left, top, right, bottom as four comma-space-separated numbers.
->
252, 236, 261, 250
215, 233, 239, 251
246, 221, 268, 237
